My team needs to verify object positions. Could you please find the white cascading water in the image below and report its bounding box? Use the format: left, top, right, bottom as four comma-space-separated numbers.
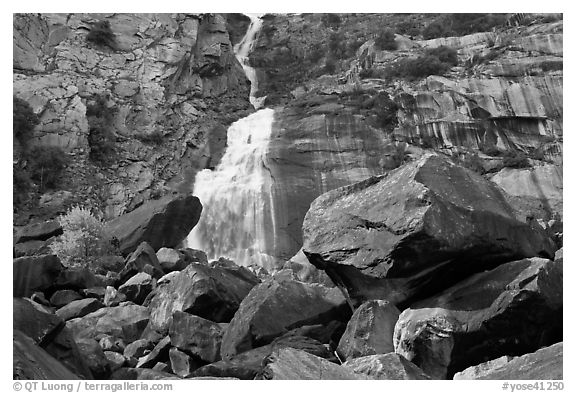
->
187, 14, 278, 270
234, 14, 266, 109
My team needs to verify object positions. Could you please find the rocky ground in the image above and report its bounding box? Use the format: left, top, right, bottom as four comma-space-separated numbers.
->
14, 13, 562, 380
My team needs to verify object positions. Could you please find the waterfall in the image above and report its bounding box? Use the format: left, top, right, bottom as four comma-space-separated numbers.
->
234, 14, 266, 109
187, 14, 278, 271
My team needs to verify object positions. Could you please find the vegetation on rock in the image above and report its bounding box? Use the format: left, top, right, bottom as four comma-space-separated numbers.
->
50, 206, 111, 268
422, 14, 508, 39
28, 146, 70, 192
374, 29, 397, 51
86, 20, 117, 50
87, 94, 116, 164
13, 96, 39, 148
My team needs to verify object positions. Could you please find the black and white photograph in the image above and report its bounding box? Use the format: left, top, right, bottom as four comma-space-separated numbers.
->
10, 8, 565, 387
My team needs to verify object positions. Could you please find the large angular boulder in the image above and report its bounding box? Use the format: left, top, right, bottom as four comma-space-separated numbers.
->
13, 254, 62, 297
343, 353, 430, 380
13, 329, 80, 380
394, 257, 562, 379
13, 297, 63, 344
303, 154, 557, 306
192, 334, 332, 380
54, 267, 98, 290
106, 193, 202, 255
14, 219, 62, 243
156, 248, 190, 272
14, 240, 51, 257
119, 242, 164, 284
169, 348, 203, 378
147, 262, 259, 333
136, 336, 171, 369
257, 348, 368, 380
169, 311, 224, 363
13, 298, 93, 378
55, 298, 104, 321
337, 300, 400, 361
454, 342, 563, 380
221, 275, 349, 359
118, 272, 155, 304
50, 290, 82, 308
67, 303, 150, 344
75, 338, 111, 379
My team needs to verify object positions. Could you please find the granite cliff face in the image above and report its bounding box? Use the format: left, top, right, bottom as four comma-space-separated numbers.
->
13, 13, 251, 220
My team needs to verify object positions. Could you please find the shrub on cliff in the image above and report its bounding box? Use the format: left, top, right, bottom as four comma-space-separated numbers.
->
13, 166, 31, 207
423, 14, 507, 39
28, 146, 69, 192
502, 151, 530, 169
50, 206, 111, 268
86, 20, 117, 50
13, 96, 39, 148
384, 55, 450, 80
375, 29, 397, 51
86, 95, 116, 164
425, 46, 458, 66
321, 13, 342, 29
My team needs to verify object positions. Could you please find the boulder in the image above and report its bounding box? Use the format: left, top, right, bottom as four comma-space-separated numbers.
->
152, 362, 170, 373
105, 351, 127, 372
192, 334, 332, 380
490, 164, 563, 222
343, 353, 430, 380
169, 311, 224, 363
50, 289, 82, 308
13, 254, 62, 297
394, 257, 562, 379
147, 262, 259, 333
81, 287, 107, 300
67, 303, 150, 344
105, 193, 202, 255
179, 248, 208, 265
13, 329, 79, 380
282, 249, 335, 287
75, 338, 111, 379
14, 240, 50, 257
94, 255, 126, 274
56, 298, 104, 321
13, 297, 63, 344
15, 300, 93, 379
136, 336, 171, 369
104, 286, 127, 307
453, 355, 513, 379
118, 272, 155, 304
55, 267, 98, 290
14, 219, 62, 243
257, 347, 368, 380
169, 348, 203, 378
119, 242, 164, 284
337, 300, 400, 361
110, 368, 180, 380
156, 247, 190, 272
99, 336, 126, 353
124, 339, 154, 360
221, 276, 349, 359
303, 154, 557, 306
454, 342, 563, 380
